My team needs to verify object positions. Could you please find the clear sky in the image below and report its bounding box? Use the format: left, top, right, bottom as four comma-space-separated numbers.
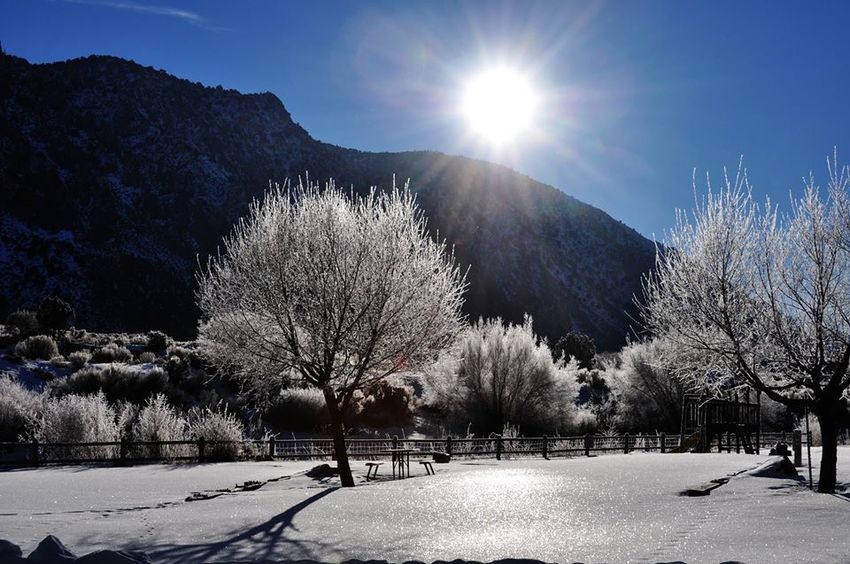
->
3, 0, 850, 239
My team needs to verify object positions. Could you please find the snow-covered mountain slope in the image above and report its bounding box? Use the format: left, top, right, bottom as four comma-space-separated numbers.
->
0, 52, 655, 349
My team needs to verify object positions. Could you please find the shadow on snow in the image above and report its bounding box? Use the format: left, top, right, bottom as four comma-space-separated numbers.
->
148, 487, 339, 562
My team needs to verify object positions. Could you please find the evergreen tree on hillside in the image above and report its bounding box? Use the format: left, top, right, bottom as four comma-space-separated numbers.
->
37, 295, 75, 335
555, 331, 596, 370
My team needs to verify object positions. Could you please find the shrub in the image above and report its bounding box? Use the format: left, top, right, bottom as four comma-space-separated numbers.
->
0, 374, 42, 441
38, 392, 120, 458
606, 339, 684, 433
188, 406, 245, 460
128, 334, 148, 346
54, 364, 168, 404
115, 401, 139, 440
572, 408, 601, 434
146, 331, 170, 352
0, 325, 19, 348
138, 351, 157, 364
353, 377, 416, 428
166, 344, 192, 361
263, 388, 328, 432
134, 394, 188, 459
36, 296, 75, 334
91, 343, 133, 363
68, 351, 91, 370
50, 355, 71, 369
15, 335, 59, 360
5, 310, 38, 337
424, 316, 578, 435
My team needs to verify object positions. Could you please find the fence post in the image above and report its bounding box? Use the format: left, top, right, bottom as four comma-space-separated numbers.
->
792, 429, 802, 467
268, 437, 275, 459
542, 435, 548, 460
120, 437, 127, 464
735, 431, 740, 454
446, 436, 453, 456
584, 434, 592, 457
624, 434, 630, 454
756, 391, 761, 455
31, 439, 39, 466
496, 435, 502, 460
198, 437, 206, 462
660, 433, 666, 454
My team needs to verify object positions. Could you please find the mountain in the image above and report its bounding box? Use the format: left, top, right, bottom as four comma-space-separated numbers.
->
0, 52, 656, 350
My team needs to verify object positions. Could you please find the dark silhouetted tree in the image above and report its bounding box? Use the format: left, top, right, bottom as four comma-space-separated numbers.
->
36, 296, 75, 335
555, 331, 596, 370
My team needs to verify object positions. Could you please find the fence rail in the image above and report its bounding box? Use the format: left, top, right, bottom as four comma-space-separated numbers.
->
4, 429, 818, 466
0, 433, 690, 466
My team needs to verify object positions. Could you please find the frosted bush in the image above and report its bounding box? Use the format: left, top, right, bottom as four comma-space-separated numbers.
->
15, 335, 59, 360
424, 316, 578, 435
134, 393, 188, 459
137, 351, 157, 364
50, 355, 71, 369
0, 374, 42, 441
606, 339, 685, 433
68, 350, 91, 370
571, 408, 599, 434
115, 401, 139, 440
5, 310, 38, 337
54, 364, 168, 404
166, 345, 192, 360
188, 406, 245, 459
38, 392, 120, 459
146, 330, 170, 352
91, 343, 133, 363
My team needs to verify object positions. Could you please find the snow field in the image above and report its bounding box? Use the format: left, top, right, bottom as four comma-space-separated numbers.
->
0, 449, 847, 563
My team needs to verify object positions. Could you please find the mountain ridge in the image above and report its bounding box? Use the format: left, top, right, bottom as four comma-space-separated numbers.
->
0, 51, 656, 350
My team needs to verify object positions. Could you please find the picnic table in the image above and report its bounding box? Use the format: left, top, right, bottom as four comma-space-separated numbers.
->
380, 448, 413, 479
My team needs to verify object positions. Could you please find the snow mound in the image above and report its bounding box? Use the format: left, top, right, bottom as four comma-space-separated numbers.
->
0, 535, 150, 563
212, 560, 555, 564
747, 456, 800, 479
305, 464, 339, 479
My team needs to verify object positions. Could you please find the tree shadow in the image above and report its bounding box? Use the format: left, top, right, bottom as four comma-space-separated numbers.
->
148, 487, 339, 563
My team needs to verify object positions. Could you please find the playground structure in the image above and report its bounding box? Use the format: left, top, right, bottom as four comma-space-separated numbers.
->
678, 390, 761, 454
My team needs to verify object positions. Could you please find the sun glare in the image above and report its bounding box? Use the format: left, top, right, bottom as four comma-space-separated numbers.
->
461, 66, 538, 147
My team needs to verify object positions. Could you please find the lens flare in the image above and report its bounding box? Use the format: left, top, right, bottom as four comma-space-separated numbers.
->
461, 66, 539, 147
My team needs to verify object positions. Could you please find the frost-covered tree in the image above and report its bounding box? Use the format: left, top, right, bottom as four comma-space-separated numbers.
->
642, 155, 850, 493
197, 179, 466, 487
425, 316, 577, 434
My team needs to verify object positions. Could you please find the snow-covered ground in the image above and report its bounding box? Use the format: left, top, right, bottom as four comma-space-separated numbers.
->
1, 449, 848, 562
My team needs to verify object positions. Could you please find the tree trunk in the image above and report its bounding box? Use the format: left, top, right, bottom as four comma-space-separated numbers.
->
323, 388, 355, 488
813, 402, 839, 494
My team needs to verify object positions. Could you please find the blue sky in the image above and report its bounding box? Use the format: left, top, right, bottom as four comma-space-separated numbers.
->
3, 0, 850, 239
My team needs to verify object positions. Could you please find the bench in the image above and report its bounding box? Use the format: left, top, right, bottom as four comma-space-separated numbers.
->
418, 460, 435, 475
430, 451, 451, 464
365, 462, 383, 480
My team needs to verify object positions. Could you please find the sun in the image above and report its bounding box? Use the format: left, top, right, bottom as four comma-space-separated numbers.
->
461, 66, 539, 147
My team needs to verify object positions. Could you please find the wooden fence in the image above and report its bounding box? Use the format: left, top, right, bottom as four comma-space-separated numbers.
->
0, 433, 684, 466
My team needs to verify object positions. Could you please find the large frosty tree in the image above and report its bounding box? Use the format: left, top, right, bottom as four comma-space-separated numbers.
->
197, 179, 466, 487
642, 155, 850, 493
